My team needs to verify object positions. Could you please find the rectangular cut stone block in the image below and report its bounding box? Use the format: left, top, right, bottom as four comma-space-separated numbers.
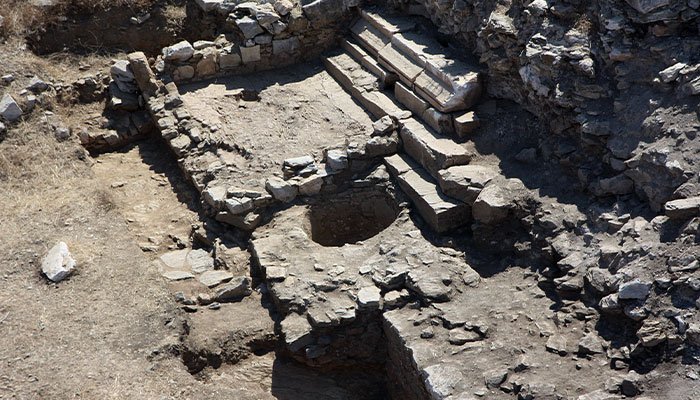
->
351, 19, 390, 57
240, 45, 261, 63
392, 32, 482, 111
414, 70, 461, 113
422, 107, 454, 136
323, 54, 404, 119
341, 39, 397, 89
219, 51, 242, 69
273, 37, 300, 55
377, 43, 424, 87
395, 81, 429, 116
400, 117, 470, 179
385, 153, 468, 232
360, 9, 416, 37
453, 110, 480, 137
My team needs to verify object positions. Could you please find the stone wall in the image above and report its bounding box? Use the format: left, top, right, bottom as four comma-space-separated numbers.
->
386, 0, 700, 212
153, 0, 360, 84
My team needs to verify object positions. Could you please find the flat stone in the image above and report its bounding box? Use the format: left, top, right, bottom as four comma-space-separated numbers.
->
637, 319, 666, 347
407, 268, 451, 302
357, 286, 381, 309
360, 9, 416, 37
266, 266, 287, 281
273, 0, 293, 15
162, 270, 195, 281
377, 42, 424, 85
664, 196, 700, 219
340, 38, 397, 89
272, 37, 300, 55
392, 32, 481, 110
350, 19, 390, 57
400, 117, 470, 179
394, 81, 429, 117
199, 270, 233, 287
0, 95, 22, 121
169, 134, 191, 157
578, 333, 604, 354
240, 45, 261, 64
41, 242, 76, 282
224, 197, 254, 215
659, 62, 686, 83
202, 185, 227, 209
281, 313, 314, 352
160, 249, 214, 274
215, 276, 251, 301
173, 65, 195, 82
423, 364, 463, 399
385, 153, 468, 232
219, 52, 242, 69
618, 281, 651, 300
448, 328, 481, 345
545, 334, 568, 355
163, 40, 194, 61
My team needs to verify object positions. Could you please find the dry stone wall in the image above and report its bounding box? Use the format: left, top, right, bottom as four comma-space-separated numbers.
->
154, 0, 358, 84
386, 0, 700, 213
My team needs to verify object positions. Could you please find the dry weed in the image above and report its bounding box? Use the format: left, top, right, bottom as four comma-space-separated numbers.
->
0, 0, 157, 38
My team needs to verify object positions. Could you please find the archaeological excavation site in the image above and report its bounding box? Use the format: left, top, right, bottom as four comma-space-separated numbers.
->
3, 0, 700, 398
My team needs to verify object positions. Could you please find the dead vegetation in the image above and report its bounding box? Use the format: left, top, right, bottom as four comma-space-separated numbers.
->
0, 0, 158, 37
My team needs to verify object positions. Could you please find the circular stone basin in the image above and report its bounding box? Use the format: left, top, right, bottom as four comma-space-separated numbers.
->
307, 188, 399, 247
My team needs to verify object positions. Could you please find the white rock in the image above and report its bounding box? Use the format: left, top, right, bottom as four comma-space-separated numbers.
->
326, 149, 348, 171
41, 242, 76, 282
266, 177, 298, 202
110, 60, 134, 80
357, 286, 381, 309
163, 41, 195, 62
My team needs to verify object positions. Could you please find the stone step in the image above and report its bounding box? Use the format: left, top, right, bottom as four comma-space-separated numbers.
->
391, 32, 481, 112
399, 117, 470, 180
395, 82, 454, 135
385, 153, 468, 232
340, 38, 398, 89
360, 9, 416, 38
377, 42, 424, 88
350, 19, 390, 58
323, 52, 405, 119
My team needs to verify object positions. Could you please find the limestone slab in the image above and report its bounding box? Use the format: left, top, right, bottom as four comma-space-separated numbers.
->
385, 153, 468, 232
377, 42, 424, 86
400, 118, 470, 179
350, 19, 390, 57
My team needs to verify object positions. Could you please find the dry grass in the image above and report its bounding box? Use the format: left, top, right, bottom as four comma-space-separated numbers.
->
0, 0, 157, 38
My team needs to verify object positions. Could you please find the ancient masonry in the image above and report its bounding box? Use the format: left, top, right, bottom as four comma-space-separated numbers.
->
87, 1, 700, 399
